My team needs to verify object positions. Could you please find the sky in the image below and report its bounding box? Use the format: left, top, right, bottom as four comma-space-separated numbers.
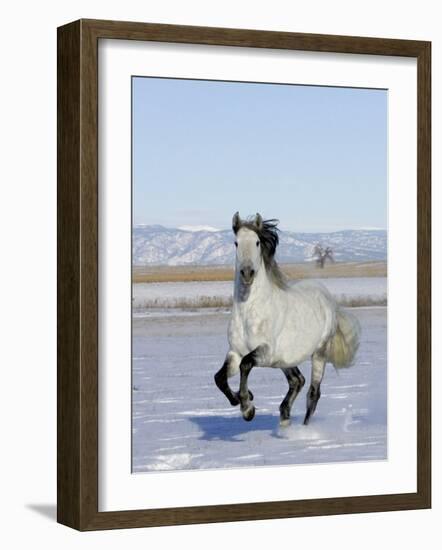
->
132, 77, 387, 232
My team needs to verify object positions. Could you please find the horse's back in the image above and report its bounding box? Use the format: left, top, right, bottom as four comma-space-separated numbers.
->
289, 278, 336, 310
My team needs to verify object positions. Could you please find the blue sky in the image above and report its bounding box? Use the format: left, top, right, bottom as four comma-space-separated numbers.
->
132, 77, 387, 232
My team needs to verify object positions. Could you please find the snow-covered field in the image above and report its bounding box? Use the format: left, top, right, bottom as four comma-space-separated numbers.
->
132, 307, 387, 473
133, 276, 387, 310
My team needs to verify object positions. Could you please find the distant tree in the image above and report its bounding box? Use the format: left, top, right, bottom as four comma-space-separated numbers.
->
313, 244, 334, 268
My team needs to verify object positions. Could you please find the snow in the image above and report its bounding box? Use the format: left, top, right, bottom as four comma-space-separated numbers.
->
132, 307, 387, 473
178, 225, 220, 232
132, 277, 387, 309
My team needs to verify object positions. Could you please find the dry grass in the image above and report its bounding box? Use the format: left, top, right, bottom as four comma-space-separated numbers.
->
141, 296, 232, 309
337, 296, 387, 308
133, 264, 233, 283
135, 294, 387, 309
133, 261, 387, 283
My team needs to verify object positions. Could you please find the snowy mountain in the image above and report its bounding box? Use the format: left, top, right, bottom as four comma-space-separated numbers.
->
133, 225, 387, 266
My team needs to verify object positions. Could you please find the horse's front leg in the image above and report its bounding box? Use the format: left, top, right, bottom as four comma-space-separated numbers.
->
239, 345, 268, 421
215, 351, 253, 406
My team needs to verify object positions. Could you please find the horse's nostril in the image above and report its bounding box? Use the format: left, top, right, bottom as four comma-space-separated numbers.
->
240, 269, 245, 276
250, 270, 255, 277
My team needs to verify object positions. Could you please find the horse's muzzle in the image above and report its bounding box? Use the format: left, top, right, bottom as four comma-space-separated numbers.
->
240, 265, 255, 285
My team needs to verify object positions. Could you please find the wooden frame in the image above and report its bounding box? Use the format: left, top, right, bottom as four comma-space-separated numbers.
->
57, 18, 431, 531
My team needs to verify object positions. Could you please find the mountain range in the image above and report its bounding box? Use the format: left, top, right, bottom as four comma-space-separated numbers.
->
133, 225, 387, 266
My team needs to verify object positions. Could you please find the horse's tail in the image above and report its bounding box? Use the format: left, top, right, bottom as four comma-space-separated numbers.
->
326, 309, 361, 368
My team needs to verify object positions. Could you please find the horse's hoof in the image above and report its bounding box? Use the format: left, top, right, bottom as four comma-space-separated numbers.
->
228, 393, 240, 406
279, 418, 291, 428
242, 404, 255, 422
231, 390, 253, 406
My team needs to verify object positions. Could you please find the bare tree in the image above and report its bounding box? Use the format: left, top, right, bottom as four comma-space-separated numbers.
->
313, 244, 334, 268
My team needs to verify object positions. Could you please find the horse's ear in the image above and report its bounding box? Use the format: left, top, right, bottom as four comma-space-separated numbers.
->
232, 211, 241, 234
255, 213, 263, 230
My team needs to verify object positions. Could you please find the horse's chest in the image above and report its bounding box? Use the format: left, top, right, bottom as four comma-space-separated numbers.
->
244, 307, 267, 336
230, 302, 270, 353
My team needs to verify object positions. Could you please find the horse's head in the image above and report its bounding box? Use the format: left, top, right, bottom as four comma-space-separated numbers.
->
232, 212, 280, 286
232, 212, 263, 285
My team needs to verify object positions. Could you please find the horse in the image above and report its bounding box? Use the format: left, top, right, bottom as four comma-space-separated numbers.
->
214, 212, 361, 426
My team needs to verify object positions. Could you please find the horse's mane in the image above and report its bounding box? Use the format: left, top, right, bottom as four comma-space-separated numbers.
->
234, 216, 289, 290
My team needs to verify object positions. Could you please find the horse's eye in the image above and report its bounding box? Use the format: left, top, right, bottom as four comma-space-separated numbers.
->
256, 241, 260, 247
234, 242, 238, 247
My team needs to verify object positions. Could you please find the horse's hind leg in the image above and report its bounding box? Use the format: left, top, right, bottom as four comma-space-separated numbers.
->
303, 351, 326, 425
279, 367, 305, 427
215, 351, 253, 406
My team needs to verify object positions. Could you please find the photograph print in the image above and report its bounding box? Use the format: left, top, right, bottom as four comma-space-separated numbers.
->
131, 76, 387, 473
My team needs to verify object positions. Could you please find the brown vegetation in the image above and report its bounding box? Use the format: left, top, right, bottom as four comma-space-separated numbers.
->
132, 261, 387, 284
135, 294, 386, 310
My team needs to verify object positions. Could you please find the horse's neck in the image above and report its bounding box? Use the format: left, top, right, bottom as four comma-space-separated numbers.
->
233, 262, 273, 306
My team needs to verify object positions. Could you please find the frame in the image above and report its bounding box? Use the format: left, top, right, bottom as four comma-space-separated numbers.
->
57, 18, 431, 530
